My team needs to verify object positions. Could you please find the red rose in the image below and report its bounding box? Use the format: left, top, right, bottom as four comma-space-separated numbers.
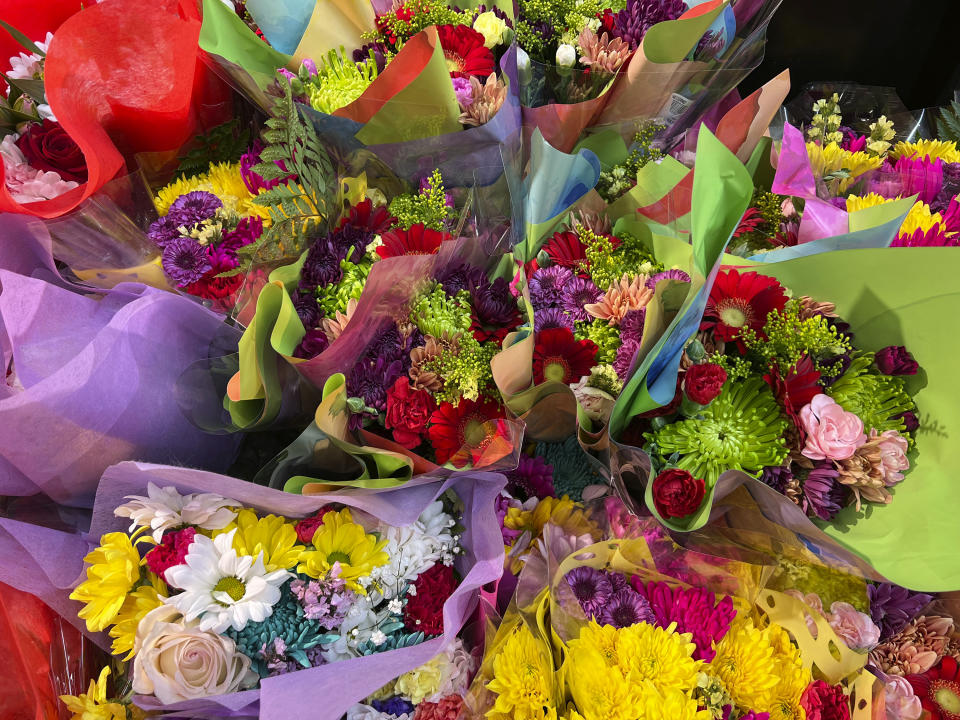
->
15, 119, 87, 182
651, 469, 706, 519
295, 506, 335, 544
385, 376, 437, 450
800, 680, 851, 720
683, 363, 728, 405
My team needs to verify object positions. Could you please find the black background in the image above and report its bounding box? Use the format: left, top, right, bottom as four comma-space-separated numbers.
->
741, 0, 960, 110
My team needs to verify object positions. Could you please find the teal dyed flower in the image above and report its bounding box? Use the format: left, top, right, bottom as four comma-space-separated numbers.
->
827, 353, 915, 435
357, 630, 427, 656
534, 436, 606, 501
648, 376, 789, 488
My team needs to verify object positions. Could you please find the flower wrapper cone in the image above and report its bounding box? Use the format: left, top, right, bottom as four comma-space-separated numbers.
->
0, 214, 242, 509
242, 0, 375, 60
68, 460, 504, 719
1, 0, 217, 218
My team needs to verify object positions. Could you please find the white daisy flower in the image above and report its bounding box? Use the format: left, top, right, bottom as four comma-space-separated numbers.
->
165, 530, 290, 633
114, 482, 238, 542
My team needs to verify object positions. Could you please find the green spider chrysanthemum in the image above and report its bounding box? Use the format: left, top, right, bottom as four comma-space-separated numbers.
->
422, 335, 498, 403
575, 319, 620, 364
534, 436, 606, 501
648, 376, 789, 488
305, 49, 379, 115
317, 259, 371, 317
411, 285, 472, 338
827, 353, 915, 435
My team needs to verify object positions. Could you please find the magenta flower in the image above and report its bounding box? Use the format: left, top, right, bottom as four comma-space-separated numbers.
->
895, 155, 943, 205
632, 580, 736, 661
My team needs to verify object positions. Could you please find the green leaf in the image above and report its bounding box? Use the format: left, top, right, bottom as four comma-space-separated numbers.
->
0, 19, 44, 56
1, 74, 46, 104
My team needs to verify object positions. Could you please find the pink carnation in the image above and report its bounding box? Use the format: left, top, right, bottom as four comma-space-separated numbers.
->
144, 527, 197, 583
883, 675, 922, 720
800, 395, 866, 461
872, 429, 910, 486
828, 602, 881, 652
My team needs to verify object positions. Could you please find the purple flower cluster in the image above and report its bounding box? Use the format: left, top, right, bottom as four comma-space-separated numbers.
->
161, 237, 212, 285
505, 455, 556, 500
259, 637, 325, 677
867, 582, 932, 640
646, 269, 690, 290
468, 274, 518, 328
529, 266, 573, 308
802, 463, 849, 521
560, 276, 601, 322
290, 574, 357, 631
632, 580, 736, 661
565, 567, 655, 629
607, 0, 686, 50
372, 698, 416, 717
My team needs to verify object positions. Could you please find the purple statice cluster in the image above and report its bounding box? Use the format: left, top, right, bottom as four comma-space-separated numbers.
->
290, 570, 358, 631
565, 567, 656, 629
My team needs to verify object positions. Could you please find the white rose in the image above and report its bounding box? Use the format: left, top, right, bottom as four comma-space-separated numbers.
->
473, 11, 508, 49
555, 44, 577, 67
132, 606, 257, 704
570, 377, 616, 424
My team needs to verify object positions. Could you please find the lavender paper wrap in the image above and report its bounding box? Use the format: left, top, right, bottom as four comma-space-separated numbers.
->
74, 461, 507, 719
0, 217, 242, 508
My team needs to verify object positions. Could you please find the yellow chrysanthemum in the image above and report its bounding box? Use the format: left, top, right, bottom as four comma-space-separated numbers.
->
154, 162, 269, 221
108, 573, 166, 659
575, 621, 622, 666
899, 201, 948, 236
486, 624, 555, 720
806, 142, 883, 191
296, 508, 388, 592
70, 532, 143, 633
218, 509, 305, 572
638, 685, 712, 720
504, 496, 600, 544
845, 192, 892, 213
613, 622, 700, 693
764, 623, 812, 720
712, 616, 780, 711
892, 139, 960, 164
60, 667, 127, 720
566, 646, 643, 720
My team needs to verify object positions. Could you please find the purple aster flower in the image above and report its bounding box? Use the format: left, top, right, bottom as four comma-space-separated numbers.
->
565, 567, 613, 618
168, 191, 222, 225
220, 216, 263, 252
619, 308, 646, 344
506, 455, 556, 500
372, 698, 416, 717
608, 0, 686, 50
529, 266, 574, 309
468, 275, 518, 328
161, 236, 211, 286
292, 290, 322, 329
598, 588, 655, 629
802, 463, 849, 520
147, 213, 186, 248
645, 269, 690, 291
534, 307, 575, 334
300, 239, 344, 290
560, 276, 602, 322
293, 328, 330, 360
867, 583, 932, 641
614, 337, 640, 380
437, 263, 487, 296
633, 580, 735, 661
760, 464, 793, 494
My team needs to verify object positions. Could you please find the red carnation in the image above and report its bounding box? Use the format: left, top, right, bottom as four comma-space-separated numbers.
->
403, 562, 458, 636
145, 527, 197, 582
436, 24, 496, 78
339, 198, 396, 235
377, 224, 451, 259
702, 269, 788, 342
683, 363, 727, 405
651, 469, 705, 519
533, 327, 598, 385
385, 376, 437, 449
295, 506, 336, 544
183, 252, 244, 301
428, 396, 505, 467
800, 680, 851, 720
413, 695, 465, 720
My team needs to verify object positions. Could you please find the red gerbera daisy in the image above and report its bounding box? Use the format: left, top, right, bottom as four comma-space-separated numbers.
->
764, 354, 822, 413
910, 656, 960, 720
541, 230, 620, 279
436, 25, 496, 78
428, 396, 507, 467
533, 327, 598, 385
376, 223, 451, 259
701, 269, 788, 342
338, 198, 396, 235
733, 207, 764, 238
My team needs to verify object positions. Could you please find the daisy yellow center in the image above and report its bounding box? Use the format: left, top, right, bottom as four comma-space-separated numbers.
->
463, 416, 487, 445
213, 576, 246, 603
544, 355, 571, 383
933, 680, 960, 716
445, 55, 464, 73
327, 550, 352, 564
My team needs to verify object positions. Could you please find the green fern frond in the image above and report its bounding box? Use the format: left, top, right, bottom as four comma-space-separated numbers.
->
936, 100, 960, 143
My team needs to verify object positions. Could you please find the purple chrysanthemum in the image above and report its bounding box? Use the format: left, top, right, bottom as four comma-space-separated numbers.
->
347, 354, 404, 417
292, 290, 322, 329
565, 567, 613, 618
506, 455, 556, 500
437, 264, 487, 296
528, 266, 574, 309
161, 236, 211, 286
534, 307, 575, 334
608, 570, 629, 592
372, 698, 416, 717
613, 337, 640, 380
645, 269, 690, 291
366, 325, 411, 368
619, 308, 646, 344
608, 0, 686, 50
168, 191, 222, 225
867, 582, 933, 641
598, 588, 655, 629
560, 276, 602, 322
469, 275, 518, 328
633, 580, 735, 661
221, 216, 264, 252
300, 239, 344, 290
802, 463, 849, 520
353, 42, 388, 73
330, 222, 374, 264
147, 213, 186, 248
760, 464, 793, 494
293, 328, 330, 360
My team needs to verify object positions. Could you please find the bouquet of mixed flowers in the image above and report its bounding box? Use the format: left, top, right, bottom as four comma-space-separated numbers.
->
16, 461, 505, 718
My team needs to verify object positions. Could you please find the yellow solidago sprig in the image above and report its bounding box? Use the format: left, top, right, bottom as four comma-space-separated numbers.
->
60, 667, 130, 720
486, 623, 556, 720
297, 508, 389, 593
216, 509, 305, 572
108, 572, 167, 660
155, 161, 269, 220
70, 530, 149, 634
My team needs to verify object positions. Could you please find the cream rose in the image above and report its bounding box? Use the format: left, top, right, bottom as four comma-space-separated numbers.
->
132, 605, 257, 704
473, 11, 508, 49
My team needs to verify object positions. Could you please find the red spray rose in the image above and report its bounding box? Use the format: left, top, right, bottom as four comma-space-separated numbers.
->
651, 469, 705, 519
683, 363, 728, 405
385, 376, 437, 450
15, 119, 87, 182
295, 506, 336, 544
800, 680, 851, 720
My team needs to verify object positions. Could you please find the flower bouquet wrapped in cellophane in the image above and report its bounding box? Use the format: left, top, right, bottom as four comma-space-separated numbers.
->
0, 460, 507, 719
